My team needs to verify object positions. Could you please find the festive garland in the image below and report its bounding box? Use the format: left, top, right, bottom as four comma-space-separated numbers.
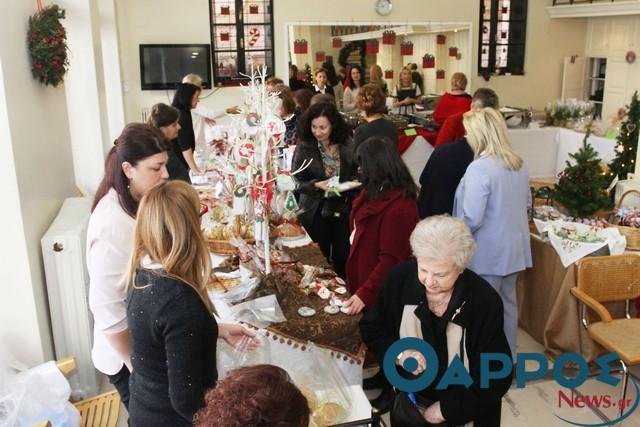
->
27, 4, 69, 87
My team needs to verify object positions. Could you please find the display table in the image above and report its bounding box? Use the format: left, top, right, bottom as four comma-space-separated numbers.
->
517, 234, 627, 361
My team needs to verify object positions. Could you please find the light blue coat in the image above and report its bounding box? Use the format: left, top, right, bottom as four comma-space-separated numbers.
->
454, 156, 532, 276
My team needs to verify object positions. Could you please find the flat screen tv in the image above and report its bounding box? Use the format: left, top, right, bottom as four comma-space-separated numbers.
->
139, 44, 212, 90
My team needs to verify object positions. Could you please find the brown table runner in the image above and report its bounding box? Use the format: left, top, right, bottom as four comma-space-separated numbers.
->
249, 243, 366, 363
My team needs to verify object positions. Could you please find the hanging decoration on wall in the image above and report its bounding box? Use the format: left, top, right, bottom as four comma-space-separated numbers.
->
384, 69, 394, 79
436, 69, 445, 80
422, 54, 435, 68
27, 2, 69, 87
220, 5, 231, 15
436, 34, 446, 45
315, 51, 326, 62
294, 39, 308, 54
382, 30, 396, 45
220, 31, 230, 41
247, 27, 261, 48
365, 39, 379, 54
448, 47, 458, 57
249, 4, 259, 14
332, 37, 343, 48
400, 41, 413, 56
626, 51, 636, 65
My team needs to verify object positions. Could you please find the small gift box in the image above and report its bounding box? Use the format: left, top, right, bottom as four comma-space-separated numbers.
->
400, 41, 413, 56
249, 4, 259, 14
382, 30, 396, 45
436, 69, 445, 79
502, 6, 508, 14
422, 54, 435, 68
220, 32, 230, 41
365, 39, 379, 54
501, 31, 508, 39
449, 47, 458, 57
437, 34, 446, 45
294, 39, 308, 54
315, 51, 326, 62
384, 69, 394, 79
220, 5, 230, 15
332, 37, 343, 48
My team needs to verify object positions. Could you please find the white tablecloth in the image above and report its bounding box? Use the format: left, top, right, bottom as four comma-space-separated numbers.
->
509, 126, 617, 179
401, 135, 434, 186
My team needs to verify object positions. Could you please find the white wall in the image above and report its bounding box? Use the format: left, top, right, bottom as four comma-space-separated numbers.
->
0, 2, 76, 366
114, 0, 588, 119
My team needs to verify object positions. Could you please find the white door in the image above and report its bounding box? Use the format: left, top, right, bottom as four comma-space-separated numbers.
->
602, 57, 628, 119
561, 56, 586, 100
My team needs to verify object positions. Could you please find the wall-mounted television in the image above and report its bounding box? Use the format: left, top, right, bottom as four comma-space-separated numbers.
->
139, 44, 212, 90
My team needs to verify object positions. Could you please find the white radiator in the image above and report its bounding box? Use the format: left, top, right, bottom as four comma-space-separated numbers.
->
41, 196, 99, 400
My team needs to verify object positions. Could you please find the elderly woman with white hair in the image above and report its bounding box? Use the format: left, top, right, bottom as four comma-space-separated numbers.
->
360, 215, 512, 426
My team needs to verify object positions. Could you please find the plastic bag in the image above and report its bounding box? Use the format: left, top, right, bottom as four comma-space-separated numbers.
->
208, 265, 261, 304
0, 360, 80, 427
228, 294, 286, 328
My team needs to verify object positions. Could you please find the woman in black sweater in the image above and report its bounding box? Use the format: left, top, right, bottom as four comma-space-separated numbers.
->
126, 181, 257, 427
169, 83, 201, 182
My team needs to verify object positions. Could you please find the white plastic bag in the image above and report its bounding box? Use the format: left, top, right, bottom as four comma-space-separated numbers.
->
0, 360, 80, 427
228, 294, 286, 328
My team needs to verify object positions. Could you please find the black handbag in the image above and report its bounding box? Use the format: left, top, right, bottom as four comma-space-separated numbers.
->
390, 392, 443, 427
319, 195, 350, 220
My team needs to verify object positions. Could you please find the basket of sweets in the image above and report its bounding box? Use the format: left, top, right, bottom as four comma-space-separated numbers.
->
609, 190, 640, 250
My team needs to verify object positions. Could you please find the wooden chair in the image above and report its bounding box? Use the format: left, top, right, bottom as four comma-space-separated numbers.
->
33, 357, 121, 427
570, 254, 640, 417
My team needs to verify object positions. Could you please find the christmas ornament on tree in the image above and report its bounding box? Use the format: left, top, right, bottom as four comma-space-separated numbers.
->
553, 128, 612, 217
609, 91, 640, 180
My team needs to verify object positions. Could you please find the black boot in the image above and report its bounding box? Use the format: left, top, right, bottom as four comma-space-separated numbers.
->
363, 370, 386, 390
370, 385, 395, 415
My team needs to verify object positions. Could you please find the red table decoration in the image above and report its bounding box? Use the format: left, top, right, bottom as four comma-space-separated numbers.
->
365, 40, 379, 54
400, 41, 413, 56
293, 39, 308, 54
332, 37, 343, 48
382, 30, 396, 45
397, 127, 437, 154
437, 34, 446, 45
422, 54, 435, 68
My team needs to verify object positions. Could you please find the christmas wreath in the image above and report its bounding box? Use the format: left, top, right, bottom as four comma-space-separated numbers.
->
27, 4, 69, 87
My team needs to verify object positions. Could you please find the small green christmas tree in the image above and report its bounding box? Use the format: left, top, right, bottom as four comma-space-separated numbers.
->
303, 63, 313, 87
609, 91, 640, 180
553, 128, 612, 217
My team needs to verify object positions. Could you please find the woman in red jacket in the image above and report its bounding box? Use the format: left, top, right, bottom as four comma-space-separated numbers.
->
343, 136, 419, 315
432, 72, 472, 127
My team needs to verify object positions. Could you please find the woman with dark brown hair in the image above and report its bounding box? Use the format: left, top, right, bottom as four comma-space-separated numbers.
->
274, 84, 299, 146
293, 88, 314, 114
193, 364, 310, 427
87, 123, 170, 409
353, 83, 398, 148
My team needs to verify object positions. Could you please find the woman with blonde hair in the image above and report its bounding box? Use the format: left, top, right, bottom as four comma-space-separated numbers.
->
432, 72, 472, 127
453, 107, 532, 359
126, 181, 257, 427
368, 64, 388, 96
392, 66, 422, 116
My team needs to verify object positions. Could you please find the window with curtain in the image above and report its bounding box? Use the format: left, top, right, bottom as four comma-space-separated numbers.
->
209, 0, 274, 86
479, 0, 527, 76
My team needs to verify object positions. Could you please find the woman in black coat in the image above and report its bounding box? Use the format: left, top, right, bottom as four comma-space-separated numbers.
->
360, 216, 512, 425
169, 83, 201, 182
292, 102, 357, 278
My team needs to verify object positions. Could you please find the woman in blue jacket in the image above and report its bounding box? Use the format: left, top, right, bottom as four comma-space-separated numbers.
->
454, 107, 532, 359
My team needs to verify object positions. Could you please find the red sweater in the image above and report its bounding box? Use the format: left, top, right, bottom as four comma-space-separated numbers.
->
346, 189, 419, 308
434, 112, 465, 148
432, 92, 472, 126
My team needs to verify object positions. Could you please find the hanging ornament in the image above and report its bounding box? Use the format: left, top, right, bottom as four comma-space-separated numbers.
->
382, 30, 396, 45
249, 4, 259, 14
437, 34, 446, 45
365, 40, 379, 54
294, 39, 308, 54
332, 37, 343, 48
422, 54, 435, 68
449, 47, 458, 57
315, 51, 326, 62
400, 41, 413, 56
384, 69, 394, 79
436, 69, 445, 80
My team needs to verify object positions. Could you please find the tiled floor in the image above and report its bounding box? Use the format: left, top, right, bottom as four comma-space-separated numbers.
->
102, 328, 640, 426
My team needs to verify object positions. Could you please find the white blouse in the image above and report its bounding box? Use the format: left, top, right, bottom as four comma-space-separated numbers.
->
342, 86, 360, 113
86, 188, 135, 375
